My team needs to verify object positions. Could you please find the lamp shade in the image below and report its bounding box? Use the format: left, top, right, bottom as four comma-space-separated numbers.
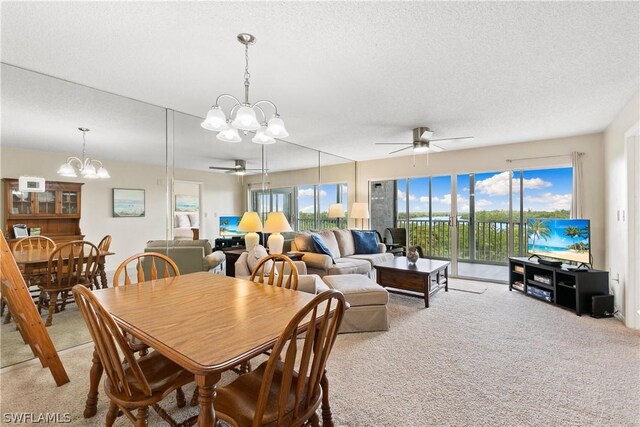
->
263, 212, 293, 233
350, 202, 370, 219
328, 203, 345, 218
232, 106, 261, 131
201, 107, 229, 131
237, 211, 263, 232
216, 127, 242, 143
252, 125, 276, 144
264, 116, 289, 138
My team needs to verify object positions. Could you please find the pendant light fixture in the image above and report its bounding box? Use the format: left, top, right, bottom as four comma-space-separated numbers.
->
201, 33, 288, 145
57, 128, 110, 179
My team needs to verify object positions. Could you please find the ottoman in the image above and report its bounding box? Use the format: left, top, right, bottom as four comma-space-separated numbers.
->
323, 274, 390, 333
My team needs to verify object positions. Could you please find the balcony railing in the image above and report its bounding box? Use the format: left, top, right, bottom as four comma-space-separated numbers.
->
397, 219, 514, 265
296, 218, 347, 231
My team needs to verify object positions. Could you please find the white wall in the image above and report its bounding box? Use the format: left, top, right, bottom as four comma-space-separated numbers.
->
1, 146, 243, 271
604, 90, 640, 325
355, 133, 606, 269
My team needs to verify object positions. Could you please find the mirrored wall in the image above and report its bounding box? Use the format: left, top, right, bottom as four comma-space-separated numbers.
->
0, 63, 356, 367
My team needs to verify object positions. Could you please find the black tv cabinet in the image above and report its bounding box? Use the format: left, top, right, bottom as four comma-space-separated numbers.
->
509, 257, 609, 316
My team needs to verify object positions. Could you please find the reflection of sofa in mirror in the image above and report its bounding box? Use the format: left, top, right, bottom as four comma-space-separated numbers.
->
145, 239, 224, 274
234, 251, 327, 295
291, 229, 393, 278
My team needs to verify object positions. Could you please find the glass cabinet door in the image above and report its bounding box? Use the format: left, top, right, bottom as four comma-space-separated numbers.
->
37, 190, 56, 214
61, 191, 78, 214
10, 187, 32, 215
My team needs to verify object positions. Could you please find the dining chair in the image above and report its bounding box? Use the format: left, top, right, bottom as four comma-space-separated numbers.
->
38, 240, 99, 326
2, 237, 57, 323
113, 252, 180, 287
214, 289, 347, 427
93, 234, 113, 289
249, 254, 299, 290
72, 285, 194, 427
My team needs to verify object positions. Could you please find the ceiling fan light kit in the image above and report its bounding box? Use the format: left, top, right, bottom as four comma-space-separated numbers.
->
201, 33, 288, 145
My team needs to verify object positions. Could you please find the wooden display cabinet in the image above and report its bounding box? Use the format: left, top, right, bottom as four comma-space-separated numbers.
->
3, 178, 84, 245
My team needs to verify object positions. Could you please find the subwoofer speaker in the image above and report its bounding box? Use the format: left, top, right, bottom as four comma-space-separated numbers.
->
591, 294, 614, 318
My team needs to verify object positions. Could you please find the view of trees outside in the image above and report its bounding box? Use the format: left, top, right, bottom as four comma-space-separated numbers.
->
393, 167, 572, 264
296, 183, 348, 230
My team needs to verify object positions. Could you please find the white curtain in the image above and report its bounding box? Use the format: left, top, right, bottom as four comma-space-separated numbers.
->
571, 152, 584, 218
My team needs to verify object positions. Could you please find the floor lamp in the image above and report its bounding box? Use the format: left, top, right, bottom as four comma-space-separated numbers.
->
328, 203, 345, 228
350, 202, 370, 230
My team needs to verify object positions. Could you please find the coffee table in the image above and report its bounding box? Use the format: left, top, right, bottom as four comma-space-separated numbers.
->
374, 257, 449, 307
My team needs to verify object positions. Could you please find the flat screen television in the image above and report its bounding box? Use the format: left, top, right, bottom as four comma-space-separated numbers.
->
219, 215, 244, 236
527, 218, 591, 264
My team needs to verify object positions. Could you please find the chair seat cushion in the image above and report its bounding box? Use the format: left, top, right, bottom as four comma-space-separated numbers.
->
322, 274, 389, 307
346, 252, 394, 267
105, 351, 193, 405
216, 361, 312, 427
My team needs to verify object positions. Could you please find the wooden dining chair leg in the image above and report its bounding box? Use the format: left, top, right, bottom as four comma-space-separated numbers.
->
45, 291, 58, 326
310, 413, 320, 427
175, 387, 186, 408
189, 387, 199, 407
105, 401, 118, 427
135, 407, 149, 427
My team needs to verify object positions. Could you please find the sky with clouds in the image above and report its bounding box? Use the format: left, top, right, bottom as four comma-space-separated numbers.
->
297, 184, 347, 215
395, 167, 572, 215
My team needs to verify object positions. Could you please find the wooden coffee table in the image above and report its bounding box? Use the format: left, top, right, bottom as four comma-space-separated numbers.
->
374, 257, 450, 307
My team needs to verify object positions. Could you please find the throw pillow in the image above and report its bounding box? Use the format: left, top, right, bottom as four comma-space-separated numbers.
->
316, 229, 342, 258
293, 231, 314, 252
311, 234, 336, 264
246, 245, 277, 276
333, 228, 355, 257
187, 213, 199, 228
352, 230, 379, 254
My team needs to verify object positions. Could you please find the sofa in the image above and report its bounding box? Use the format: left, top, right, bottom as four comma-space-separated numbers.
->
145, 239, 225, 275
234, 251, 328, 295
291, 229, 394, 279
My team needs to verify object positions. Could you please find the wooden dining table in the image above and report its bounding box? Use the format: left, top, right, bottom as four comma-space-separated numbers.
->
83, 271, 337, 427
13, 247, 114, 289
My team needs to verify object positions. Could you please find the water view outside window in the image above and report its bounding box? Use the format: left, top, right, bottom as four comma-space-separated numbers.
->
385, 167, 572, 265
294, 183, 348, 231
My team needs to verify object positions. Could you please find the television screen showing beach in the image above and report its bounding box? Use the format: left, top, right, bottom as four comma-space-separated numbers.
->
113, 189, 145, 217
527, 218, 590, 263
219, 216, 244, 236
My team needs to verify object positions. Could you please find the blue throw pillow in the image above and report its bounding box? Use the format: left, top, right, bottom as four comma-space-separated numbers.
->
352, 230, 379, 254
311, 233, 336, 264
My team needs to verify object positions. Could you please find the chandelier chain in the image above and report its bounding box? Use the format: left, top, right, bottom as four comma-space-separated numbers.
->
244, 44, 251, 104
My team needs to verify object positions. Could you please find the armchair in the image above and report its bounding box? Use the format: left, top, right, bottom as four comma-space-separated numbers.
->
145, 240, 225, 275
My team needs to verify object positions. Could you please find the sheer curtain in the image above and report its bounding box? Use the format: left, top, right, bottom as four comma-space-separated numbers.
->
571, 152, 584, 218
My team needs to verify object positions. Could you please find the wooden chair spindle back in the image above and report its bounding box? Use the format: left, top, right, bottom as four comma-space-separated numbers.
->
12, 236, 56, 253
47, 241, 100, 290
249, 254, 299, 290
72, 285, 152, 398
113, 252, 179, 287
254, 289, 346, 426
97, 235, 112, 252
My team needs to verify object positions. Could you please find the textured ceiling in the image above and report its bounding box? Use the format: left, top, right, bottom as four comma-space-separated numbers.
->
1, 1, 639, 161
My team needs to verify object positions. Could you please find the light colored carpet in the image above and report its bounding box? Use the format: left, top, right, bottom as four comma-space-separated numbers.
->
447, 280, 487, 294
1, 279, 638, 426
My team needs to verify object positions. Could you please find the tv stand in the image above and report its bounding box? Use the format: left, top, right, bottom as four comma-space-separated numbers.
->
509, 257, 609, 316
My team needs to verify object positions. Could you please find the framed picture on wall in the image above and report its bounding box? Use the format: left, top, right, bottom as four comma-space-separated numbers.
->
175, 194, 199, 212
112, 188, 145, 217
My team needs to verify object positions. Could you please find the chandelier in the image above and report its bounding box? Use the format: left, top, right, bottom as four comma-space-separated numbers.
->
57, 128, 110, 179
201, 33, 289, 145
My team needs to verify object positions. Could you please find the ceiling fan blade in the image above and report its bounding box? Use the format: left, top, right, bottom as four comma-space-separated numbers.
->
429, 144, 445, 152
389, 146, 413, 155
375, 142, 411, 145
429, 136, 474, 142
244, 168, 269, 171
209, 166, 234, 170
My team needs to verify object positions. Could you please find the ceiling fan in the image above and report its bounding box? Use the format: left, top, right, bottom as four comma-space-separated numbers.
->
208, 159, 264, 176
376, 127, 474, 154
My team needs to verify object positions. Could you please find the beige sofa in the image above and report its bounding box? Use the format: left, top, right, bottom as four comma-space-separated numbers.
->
291, 229, 394, 278
234, 252, 328, 295
145, 240, 225, 275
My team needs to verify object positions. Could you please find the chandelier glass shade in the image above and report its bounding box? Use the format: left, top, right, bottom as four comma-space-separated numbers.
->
57, 128, 110, 179
201, 33, 288, 145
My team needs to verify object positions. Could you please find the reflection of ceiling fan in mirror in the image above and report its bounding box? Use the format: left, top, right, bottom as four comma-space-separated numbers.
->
208, 159, 265, 176
376, 127, 474, 154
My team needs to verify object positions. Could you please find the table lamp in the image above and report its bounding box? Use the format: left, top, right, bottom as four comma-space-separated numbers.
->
263, 211, 293, 254
350, 202, 370, 229
237, 211, 263, 252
